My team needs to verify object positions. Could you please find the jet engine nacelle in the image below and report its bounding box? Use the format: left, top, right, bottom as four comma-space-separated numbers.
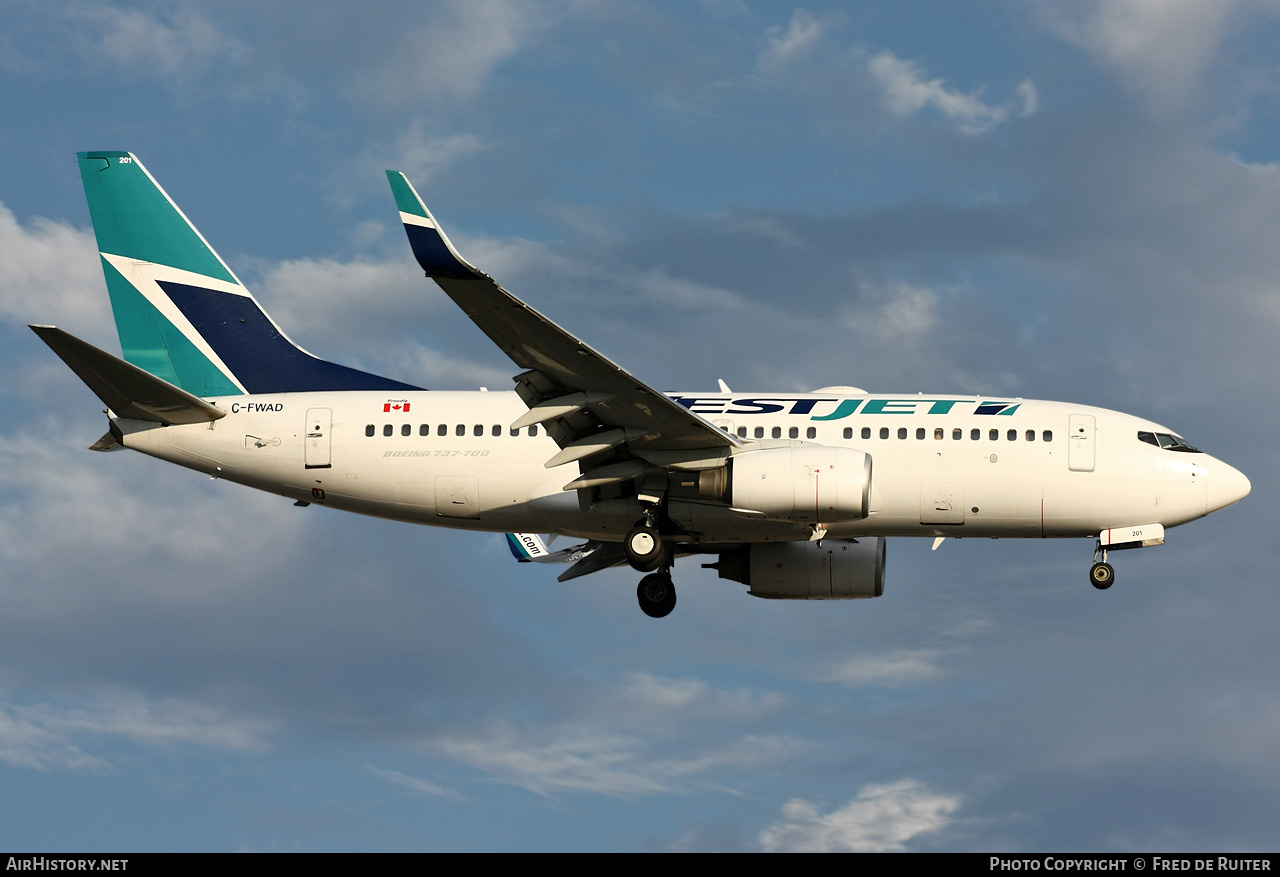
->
713, 538, 886, 600
724, 445, 872, 523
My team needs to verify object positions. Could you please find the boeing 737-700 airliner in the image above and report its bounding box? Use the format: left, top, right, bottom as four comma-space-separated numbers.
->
31, 152, 1251, 617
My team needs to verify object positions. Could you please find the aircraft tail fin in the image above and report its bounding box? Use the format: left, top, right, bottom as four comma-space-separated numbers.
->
76, 151, 419, 396
505, 533, 605, 569
30, 325, 226, 425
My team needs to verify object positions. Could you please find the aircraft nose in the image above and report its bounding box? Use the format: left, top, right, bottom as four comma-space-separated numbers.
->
1208, 462, 1251, 512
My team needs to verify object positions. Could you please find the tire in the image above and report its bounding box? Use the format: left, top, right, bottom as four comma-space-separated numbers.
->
637, 574, 677, 618
1090, 562, 1114, 590
624, 524, 666, 572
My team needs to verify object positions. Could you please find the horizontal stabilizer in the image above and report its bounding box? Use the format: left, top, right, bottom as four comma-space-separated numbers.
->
557, 541, 629, 581
30, 325, 226, 425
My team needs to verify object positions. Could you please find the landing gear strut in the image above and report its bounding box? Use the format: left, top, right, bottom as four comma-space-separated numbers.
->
1090, 542, 1114, 590
627, 508, 677, 617
637, 572, 677, 618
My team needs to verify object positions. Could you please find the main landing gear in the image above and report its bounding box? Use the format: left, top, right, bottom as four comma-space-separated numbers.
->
624, 520, 667, 572
637, 572, 676, 618
1090, 542, 1114, 590
626, 516, 676, 617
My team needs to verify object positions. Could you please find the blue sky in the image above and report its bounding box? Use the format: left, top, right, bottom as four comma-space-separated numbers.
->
1, 0, 1278, 852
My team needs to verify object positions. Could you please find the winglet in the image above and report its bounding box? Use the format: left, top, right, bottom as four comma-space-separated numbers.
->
386, 171, 480, 279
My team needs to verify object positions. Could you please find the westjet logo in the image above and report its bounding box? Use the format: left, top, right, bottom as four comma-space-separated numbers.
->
667, 396, 1021, 420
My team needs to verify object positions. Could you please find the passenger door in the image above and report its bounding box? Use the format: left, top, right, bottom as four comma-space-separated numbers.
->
304, 407, 332, 469
1068, 414, 1096, 472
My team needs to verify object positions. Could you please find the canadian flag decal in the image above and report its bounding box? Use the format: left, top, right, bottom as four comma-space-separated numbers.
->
384, 400, 411, 413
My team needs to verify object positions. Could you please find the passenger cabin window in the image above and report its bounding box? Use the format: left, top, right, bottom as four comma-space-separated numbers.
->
898, 427, 908, 439
1007, 429, 1017, 441
916, 428, 926, 440
772, 427, 782, 439
971, 428, 980, 440
401, 424, 411, 437
1026, 430, 1035, 442
788, 427, 798, 439
880, 427, 889, 440
420, 424, 430, 436
754, 427, 764, 439
365, 424, 375, 437
530, 425, 539, 437
1043, 430, 1053, 442
737, 426, 748, 438
934, 427, 943, 440
492, 425, 501, 436
806, 427, 817, 439
455, 424, 465, 436
953, 428, 962, 440
473, 424, 483, 436
437, 424, 447, 436
383, 424, 393, 437
862, 427, 871, 440
990, 429, 999, 441
843, 428, 853, 439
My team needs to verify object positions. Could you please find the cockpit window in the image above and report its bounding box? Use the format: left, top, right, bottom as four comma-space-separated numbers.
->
1138, 431, 1200, 453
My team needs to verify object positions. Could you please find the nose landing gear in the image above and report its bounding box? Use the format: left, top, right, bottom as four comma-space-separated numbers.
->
1090, 542, 1114, 590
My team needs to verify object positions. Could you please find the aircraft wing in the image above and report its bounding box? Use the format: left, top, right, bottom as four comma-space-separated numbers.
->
387, 172, 738, 468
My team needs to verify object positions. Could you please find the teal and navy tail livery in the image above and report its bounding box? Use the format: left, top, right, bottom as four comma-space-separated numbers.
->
32, 151, 1251, 618
77, 151, 418, 395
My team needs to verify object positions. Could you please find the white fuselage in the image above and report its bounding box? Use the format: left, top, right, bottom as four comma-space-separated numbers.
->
114, 391, 1248, 544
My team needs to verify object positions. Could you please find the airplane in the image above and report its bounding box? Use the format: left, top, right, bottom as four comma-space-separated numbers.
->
31, 151, 1251, 618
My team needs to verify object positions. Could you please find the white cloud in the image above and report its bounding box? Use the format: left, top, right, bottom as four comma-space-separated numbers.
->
456, 231, 747, 313
360, 126, 486, 191
369, 765, 465, 801
0, 709, 106, 772
256, 254, 441, 338
817, 649, 943, 687
0, 690, 273, 772
1041, 0, 1263, 112
0, 2, 243, 80
1016, 79, 1039, 116
0, 431, 306, 599
427, 721, 797, 798
759, 10, 830, 68
347, 0, 535, 106
384, 341, 517, 390
867, 50, 1036, 135
758, 779, 961, 852
844, 281, 939, 340
619, 672, 786, 721
0, 204, 107, 329
430, 723, 672, 797
70, 2, 243, 78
